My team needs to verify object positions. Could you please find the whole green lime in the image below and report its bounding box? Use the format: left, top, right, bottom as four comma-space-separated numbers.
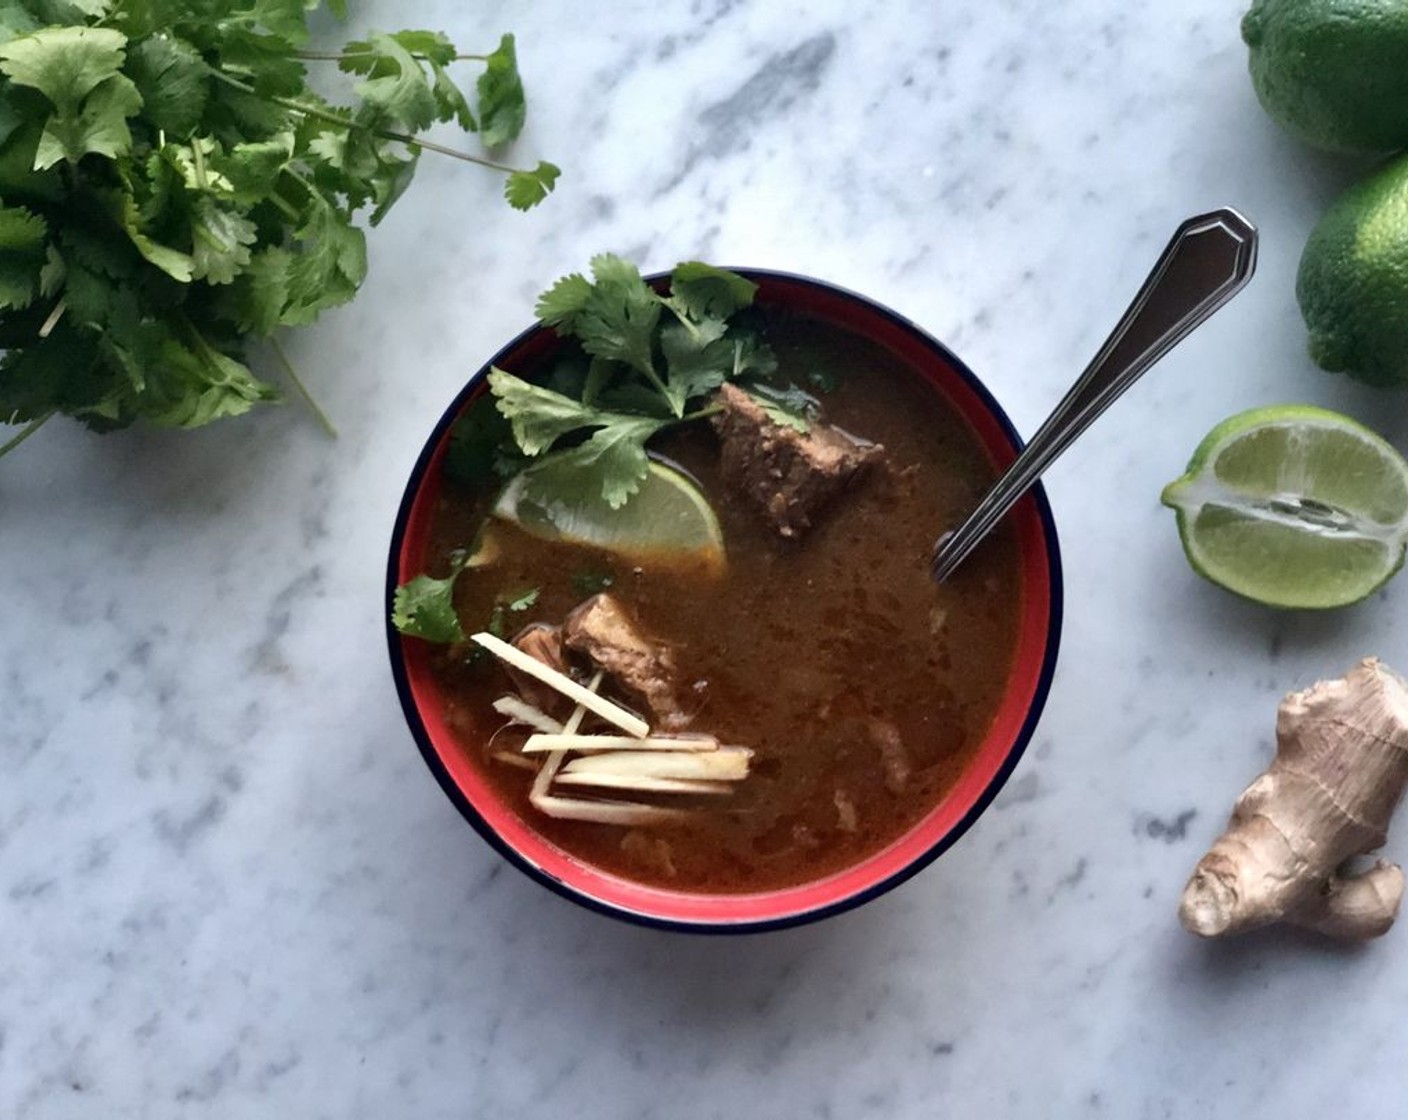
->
1243, 0, 1408, 153
1297, 152, 1408, 386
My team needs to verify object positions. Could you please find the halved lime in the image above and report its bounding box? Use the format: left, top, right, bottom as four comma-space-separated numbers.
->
493, 459, 725, 575
1161, 405, 1408, 609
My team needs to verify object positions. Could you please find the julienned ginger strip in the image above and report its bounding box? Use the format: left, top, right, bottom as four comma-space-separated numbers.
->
470, 632, 650, 737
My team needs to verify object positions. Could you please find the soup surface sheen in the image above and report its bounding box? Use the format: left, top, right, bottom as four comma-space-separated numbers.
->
422, 312, 1022, 893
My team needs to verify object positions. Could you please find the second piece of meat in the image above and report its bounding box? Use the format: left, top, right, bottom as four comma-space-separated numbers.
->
563, 593, 688, 729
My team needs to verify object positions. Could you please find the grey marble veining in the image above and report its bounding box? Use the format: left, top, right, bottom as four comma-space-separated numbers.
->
6, 1, 1408, 1116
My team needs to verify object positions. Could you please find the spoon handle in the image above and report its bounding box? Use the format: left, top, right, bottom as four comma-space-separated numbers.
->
931, 207, 1258, 583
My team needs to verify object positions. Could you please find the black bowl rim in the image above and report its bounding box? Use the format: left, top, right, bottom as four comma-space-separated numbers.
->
385, 267, 1064, 935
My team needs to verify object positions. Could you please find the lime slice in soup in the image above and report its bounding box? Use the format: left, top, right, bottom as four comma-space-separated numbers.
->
494, 458, 725, 574
1160, 405, 1408, 608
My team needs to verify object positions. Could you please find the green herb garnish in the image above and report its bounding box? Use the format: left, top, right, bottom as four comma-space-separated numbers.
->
392, 557, 469, 644
741, 380, 818, 434
0, 4, 558, 455
487, 254, 776, 509
500, 585, 540, 613
486, 583, 540, 640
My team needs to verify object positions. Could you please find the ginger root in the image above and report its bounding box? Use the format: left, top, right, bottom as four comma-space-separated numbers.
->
1179, 658, 1408, 940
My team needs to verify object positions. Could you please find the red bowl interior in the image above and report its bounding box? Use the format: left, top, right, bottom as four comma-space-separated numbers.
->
387, 270, 1062, 932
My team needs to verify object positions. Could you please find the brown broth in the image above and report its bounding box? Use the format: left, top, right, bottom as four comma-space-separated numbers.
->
421, 313, 1022, 893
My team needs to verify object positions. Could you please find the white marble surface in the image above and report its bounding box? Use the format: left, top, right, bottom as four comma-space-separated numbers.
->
6, 1, 1408, 1116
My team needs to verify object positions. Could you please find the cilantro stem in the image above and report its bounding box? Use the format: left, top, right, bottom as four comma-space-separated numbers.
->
682, 402, 723, 422
269, 335, 337, 439
265, 188, 300, 222
388, 132, 520, 173
297, 49, 489, 63
190, 136, 209, 191
662, 301, 706, 344
0, 412, 53, 460
638, 364, 678, 414
38, 297, 66, 339
206, 68, 526, 176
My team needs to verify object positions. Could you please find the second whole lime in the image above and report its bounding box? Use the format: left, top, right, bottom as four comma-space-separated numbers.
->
1296, 152, 1408, 386
1243, 0, 1408, 154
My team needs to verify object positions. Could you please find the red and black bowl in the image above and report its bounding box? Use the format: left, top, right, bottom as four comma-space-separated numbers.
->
386, 269, 1062, 933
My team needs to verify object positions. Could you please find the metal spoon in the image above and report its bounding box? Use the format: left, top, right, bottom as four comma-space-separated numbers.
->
930, 207, 1258, 583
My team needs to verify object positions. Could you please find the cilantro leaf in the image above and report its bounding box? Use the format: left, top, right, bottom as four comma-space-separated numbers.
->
534, 268, 592, 330
37, 0, 111, 19
0, 323, 106, 424
0, 204, 47, 310
504, 159, 558, 211
0, 4, 39, 41
280, 196, 367, 325
392, 565, 468, 644
32, 72, 141, 167
54, 209, 137, 279
343, 32, 437, 132
189, 197, 257, 285
428, 58, 474, 131
730, 328, 779, 380
476, 33, 524, 148
568, 253, 660, 378
378, 30, 458, 67
243, 0, 311, 47
216, 135, 294, 204
0, 27, 127, 115
56, 258, 107, 323
141, 343, 277, 428
741, 381, 817, 434
231, 244, 291, 335
515, 415, 665, 509
125, 33, 208, 137
668, 261, 758, 321
659, 319, 734, 414
500, 586, 539, 612
575, 417, 666, 506
486, 363, 670, 495
485, 585, 538, 642
114, 189, 194, 281
443, 392, 522, 489
594, 380, 674, 418
488, 365, 604, 455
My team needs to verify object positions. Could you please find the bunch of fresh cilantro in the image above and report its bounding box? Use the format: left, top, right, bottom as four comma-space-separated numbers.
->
0, 0, 558, 455
479, 254, 806, 511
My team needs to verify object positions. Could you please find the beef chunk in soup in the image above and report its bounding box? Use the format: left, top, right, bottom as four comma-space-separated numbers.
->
710, 381, 883, 539
563, 594, 688, 728
508, 623, 572, 717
